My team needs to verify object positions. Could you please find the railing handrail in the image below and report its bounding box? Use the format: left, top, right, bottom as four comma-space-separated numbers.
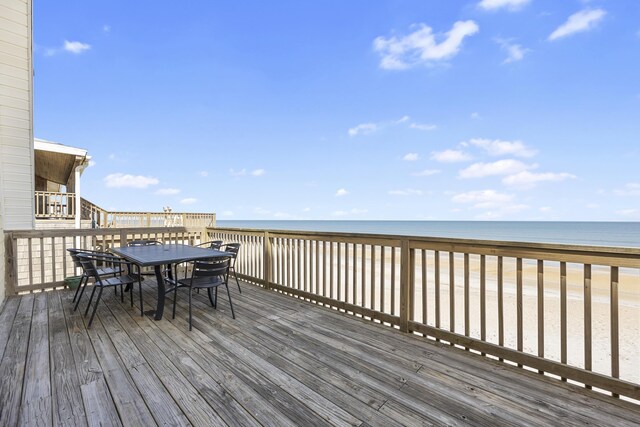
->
211, 226, 640, 267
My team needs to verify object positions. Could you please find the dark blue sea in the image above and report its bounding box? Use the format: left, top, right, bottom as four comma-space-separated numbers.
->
216, 221, 640, 248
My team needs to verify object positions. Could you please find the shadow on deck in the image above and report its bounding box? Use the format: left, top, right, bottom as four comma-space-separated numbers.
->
1, 279, 639, 426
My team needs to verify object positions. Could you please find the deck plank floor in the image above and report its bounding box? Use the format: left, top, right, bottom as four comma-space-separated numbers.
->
1, 279, 639, 426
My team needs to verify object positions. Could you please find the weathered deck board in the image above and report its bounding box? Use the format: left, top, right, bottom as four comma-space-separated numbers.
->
0, 279, 639, 426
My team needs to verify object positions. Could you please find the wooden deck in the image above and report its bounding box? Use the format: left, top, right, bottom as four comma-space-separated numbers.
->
1, 280, 638, 426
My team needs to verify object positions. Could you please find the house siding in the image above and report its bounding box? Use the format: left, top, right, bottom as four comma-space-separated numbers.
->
1, 0, 33, 304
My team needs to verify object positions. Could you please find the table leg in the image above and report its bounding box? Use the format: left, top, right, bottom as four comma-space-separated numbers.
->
154, 264, 165, 320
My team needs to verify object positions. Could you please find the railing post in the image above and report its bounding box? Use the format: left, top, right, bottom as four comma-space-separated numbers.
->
4, 233, 17, 296
120, 229, 128, 248
400, 238, 412, 333
263, 231, 272, 290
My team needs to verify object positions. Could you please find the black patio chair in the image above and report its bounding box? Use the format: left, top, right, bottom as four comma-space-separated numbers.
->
221, 243, 241, 293
173, 257, 235, 330
76, 253, 143, 328
68, 248, 120, 306
195, 240, 223, 250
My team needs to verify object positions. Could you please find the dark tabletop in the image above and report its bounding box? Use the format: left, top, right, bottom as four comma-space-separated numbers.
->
112, 244, 230, 266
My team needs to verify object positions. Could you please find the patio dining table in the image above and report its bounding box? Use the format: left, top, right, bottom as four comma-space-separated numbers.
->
111, 243, 231, 320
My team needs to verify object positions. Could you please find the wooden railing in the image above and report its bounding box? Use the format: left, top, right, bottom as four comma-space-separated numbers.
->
4, 225, 638, 400
80, 197, 216, 229
35, 191, 76, 219
3, 227, 205, 295
207, 227, 640, 401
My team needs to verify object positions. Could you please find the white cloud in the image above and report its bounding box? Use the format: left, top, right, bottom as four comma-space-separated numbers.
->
410, 122, 437, 131
64, 40, 91, 54
495, 38, 529, 63
614, 183, 640, 196
155, 188, 180, 195
373, 21, 479, 70
502, 171, 576, 189
412, 169, 441, 177
180, 198, 197, 205
452, 189, 514, 208
548, 9, 606, 41
539, 206, 552, 213
221, 210, 234, 217
302, 207, 311, 212
253, 207, 271, 215
388, 189, 423, 196
586, 203, 599, 209
431, 149, 472, 163
403, 153, 419, 161
348, 123, 378, 136
199, 171, 209, 177
459, 159, 533, 178
333, 208, 368, 217
88, 160, 96, 167
103, 25, 111, 33
104, 173, 159, 189
468, 138, 537, 157
470, 112, 481, 120
251, 169, 265, 176
478, 0, 530, 11
395, 116, 410, 124
335, 188, 349, 197
616, 209, 640, 219
230, 168, 246, 176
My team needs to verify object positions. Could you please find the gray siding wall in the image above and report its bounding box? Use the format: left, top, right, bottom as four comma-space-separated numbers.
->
1, 0, 33, 304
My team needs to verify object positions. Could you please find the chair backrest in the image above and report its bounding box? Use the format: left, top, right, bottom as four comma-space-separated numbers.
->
68, 248, 113, 270
191, 257, 230, 280
76, 253, 101, 281
67, 248, 83, 269
127, 239, 163, 247
222, 243, 240, 266
210, 240, 224, 250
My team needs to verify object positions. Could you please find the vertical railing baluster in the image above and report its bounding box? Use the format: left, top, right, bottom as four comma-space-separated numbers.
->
361, 243, 366, 309
517, 258, 523, 366
352, 243, 357, 306
560, 261, 567, 381
380, 246, 386, 315
391, 247, 396, 316
498, 256, 504, 361
611, 266, 620, 398
464, 253, 470, 342
422, 249, 427, 326
371, 245, 376, 311
537, 259, 545, 373
449, 252, 455, 336
584, 263, 592, 389
480, 255, 486, 355
435, 251, 440, 340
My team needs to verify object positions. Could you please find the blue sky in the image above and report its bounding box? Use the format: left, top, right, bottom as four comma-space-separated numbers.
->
34, 0, 640, 221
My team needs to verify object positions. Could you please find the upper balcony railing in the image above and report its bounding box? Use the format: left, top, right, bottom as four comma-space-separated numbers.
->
3, 225, 639, 401
34, 193, 216, 229
35, 191, 75, 219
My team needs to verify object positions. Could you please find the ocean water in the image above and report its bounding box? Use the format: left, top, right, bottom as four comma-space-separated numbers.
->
216, 220, 640, 248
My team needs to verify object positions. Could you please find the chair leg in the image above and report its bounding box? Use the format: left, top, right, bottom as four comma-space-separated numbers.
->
188, 288, 193, 331
72, 275, 86, 303
172, 284, 178, 319
84, 286, 98, 316
130, 282, 134, 307
74, 278, 88, 311
87, 287, 104, 328
138, 280, 144, 316
214, 287, 218, 309
233, 269, 241, 293
207, 288, 215, 307
225, 284, 236, 319
120, 284, 124, 303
